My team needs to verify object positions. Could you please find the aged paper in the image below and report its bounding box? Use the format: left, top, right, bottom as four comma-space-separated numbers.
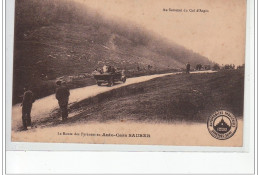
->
11, 0, 246, 147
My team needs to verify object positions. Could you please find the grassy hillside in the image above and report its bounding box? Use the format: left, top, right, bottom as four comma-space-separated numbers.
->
13, 0, 211, 103
32, 70, 244, 128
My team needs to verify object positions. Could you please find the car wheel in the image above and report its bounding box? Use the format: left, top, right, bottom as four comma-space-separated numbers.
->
107, 78, 114, 87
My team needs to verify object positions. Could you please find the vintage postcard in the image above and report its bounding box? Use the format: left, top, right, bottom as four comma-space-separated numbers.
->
11, 0, 246, 147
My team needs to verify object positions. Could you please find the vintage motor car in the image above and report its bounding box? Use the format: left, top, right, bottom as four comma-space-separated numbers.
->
93, 71, 126, 87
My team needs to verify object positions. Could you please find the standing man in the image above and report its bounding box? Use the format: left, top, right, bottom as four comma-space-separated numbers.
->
21, 87, 35, 130
55, 81, 70, 121
186, 62, 191, 74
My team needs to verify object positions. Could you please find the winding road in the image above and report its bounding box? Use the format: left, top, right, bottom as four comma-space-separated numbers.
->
12, 70, 215, 131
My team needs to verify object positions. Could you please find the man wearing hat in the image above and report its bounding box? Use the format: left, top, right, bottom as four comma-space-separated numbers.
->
55, 81, 70, 121
21, 86, 35, 130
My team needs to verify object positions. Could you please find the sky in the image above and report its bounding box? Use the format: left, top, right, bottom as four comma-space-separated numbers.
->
76, 0, 246, 66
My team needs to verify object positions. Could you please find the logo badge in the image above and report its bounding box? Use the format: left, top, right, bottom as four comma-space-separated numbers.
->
207, 110, 238, 140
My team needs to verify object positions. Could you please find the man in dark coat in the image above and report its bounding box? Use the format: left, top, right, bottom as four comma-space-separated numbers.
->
55, 81, 70, 121
186, 62, 191, 74
21, 87, 35, 130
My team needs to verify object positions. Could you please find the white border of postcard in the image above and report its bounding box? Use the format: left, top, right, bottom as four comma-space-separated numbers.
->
4, 0, 257, 174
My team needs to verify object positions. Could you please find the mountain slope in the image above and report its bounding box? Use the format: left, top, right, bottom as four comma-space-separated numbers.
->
13, 0, 211, 103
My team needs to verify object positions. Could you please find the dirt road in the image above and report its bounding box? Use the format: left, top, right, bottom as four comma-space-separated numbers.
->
11, 70, 215, 131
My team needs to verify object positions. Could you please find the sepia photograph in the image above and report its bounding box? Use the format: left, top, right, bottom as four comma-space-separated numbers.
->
11, 0, 246, 146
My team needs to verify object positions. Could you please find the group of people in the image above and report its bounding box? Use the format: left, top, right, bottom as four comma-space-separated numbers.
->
93, 65, 117, 74
20, 81, 70, 130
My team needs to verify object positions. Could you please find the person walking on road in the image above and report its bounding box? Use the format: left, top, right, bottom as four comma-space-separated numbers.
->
21, 87, 35, 130
186, 62, 191, 74
55, 81, 70, 121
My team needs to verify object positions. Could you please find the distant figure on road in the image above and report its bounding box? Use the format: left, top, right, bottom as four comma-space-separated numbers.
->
196, 64, 202, 71
55, 81, 70, 121
186, 62, 191, 74
122, 69, 126, 76
21, 87, 35, 130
